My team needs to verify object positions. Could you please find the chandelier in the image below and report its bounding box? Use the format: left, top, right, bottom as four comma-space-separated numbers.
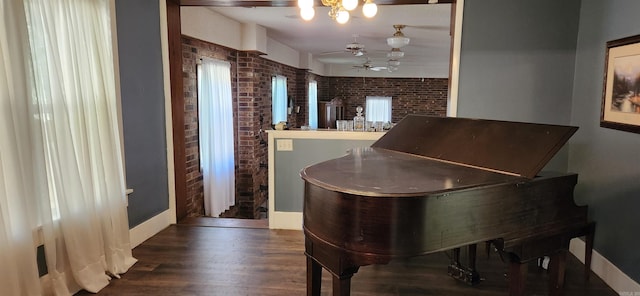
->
298, 0, 378, 24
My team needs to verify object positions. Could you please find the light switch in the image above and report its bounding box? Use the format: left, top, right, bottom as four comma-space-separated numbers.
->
276, 139, 293, 151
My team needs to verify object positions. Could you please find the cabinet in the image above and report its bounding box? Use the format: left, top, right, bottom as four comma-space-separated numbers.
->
318, 98, 344, 129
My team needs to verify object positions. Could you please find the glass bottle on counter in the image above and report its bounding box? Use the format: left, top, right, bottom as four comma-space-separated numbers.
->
353, 106, 365, 131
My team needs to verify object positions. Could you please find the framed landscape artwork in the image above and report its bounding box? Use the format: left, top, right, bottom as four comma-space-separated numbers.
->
601, 34, 640, 134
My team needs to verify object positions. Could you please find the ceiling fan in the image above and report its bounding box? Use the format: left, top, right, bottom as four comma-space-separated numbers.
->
345, 34, 366, 56
319, 34, 366, 57
352, 57, 387, 71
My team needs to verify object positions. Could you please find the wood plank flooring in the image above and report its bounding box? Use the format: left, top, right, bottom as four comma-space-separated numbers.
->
77, 220, 617, 295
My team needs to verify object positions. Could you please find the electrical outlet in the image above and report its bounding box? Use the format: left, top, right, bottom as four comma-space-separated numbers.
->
276, 139, 293, 151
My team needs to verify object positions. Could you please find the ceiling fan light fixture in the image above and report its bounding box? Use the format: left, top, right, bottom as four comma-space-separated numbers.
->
362, 0, 377, 18
387, 36, 410, 48
387, 48, 404, 59
387, 24, 410, 48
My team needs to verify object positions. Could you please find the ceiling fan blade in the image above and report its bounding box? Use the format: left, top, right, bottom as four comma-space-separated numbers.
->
318, 50, 351, 56
405, 24, 449, 31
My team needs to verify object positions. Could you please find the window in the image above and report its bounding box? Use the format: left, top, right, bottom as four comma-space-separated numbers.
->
365, 96, 392, 122
308, 80, 318, 129
272, 75, 288, 124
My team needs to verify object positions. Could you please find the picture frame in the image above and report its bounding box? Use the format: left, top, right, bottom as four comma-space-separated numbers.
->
601, 34, 640, 134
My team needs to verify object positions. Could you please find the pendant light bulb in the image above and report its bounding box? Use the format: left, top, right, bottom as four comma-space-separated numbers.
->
300, 7, 315, 21
336, 9, 350, 24
342, 0, 358, 11
298, 0, 313, 8
362, 0, 377, 18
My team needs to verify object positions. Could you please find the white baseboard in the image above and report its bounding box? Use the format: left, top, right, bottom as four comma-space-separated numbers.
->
129, 210, 173, 248
570, 238, 640, 294
268, 211, 302, 230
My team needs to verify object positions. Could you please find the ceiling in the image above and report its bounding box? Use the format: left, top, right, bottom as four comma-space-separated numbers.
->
206, 3, 452, 77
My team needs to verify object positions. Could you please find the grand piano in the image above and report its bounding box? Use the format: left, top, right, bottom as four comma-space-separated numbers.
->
301, 115, 594, 296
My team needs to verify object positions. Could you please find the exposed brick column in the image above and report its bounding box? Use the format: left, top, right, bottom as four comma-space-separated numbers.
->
236, 51, 268, 218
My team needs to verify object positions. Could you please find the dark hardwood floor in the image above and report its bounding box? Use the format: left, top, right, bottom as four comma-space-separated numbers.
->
78, 219, 617, 295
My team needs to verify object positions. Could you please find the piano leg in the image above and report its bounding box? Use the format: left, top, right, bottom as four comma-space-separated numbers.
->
307, 256, 322, 296
508, 260, 528, 296
469, 244, 478, 272
332, 273, 353, 296
548, 250, 567, 296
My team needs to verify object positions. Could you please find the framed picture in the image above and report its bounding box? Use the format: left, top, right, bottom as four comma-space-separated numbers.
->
601, 34, 640, 134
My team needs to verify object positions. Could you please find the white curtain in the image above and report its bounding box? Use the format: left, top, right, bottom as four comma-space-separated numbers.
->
0, 0, 136, 294
0, 0, 44, 295
272, 75, 288, 124
198, 58, 235, 217
365, 96, 393, 122
308, 80, 318, 129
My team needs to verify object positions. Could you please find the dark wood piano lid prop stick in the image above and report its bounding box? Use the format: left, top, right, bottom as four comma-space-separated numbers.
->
301, 115, 591, 296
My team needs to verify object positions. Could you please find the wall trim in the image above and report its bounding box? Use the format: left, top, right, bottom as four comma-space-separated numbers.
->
159, 0, 177, 225
447, 0, 464, 117
269, 211, 303, 230
570, 238, 640, 294
129, 210, 173, 247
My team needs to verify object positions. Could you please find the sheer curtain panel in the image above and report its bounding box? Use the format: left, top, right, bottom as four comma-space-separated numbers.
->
0, 0, 137, 295
308, 80, 318, 129
365, 96, 393, 122
272, 75, 288, 124
198, 58, 236, 217
0, 0, 44, 294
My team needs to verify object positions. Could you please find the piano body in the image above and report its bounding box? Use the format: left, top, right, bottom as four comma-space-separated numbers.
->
301, 115, 593, 296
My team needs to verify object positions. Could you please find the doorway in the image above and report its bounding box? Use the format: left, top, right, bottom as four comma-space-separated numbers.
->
165, 0, 460, 222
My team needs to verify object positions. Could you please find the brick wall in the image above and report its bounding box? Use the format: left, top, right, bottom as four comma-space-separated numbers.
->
323, 77, 448, 122
182, 35, 448, 219
182, 36, 304, 219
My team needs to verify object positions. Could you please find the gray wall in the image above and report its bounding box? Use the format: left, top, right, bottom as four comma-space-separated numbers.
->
275, 139, 377, 212
115, 0, 169, 228
458, 0, 580, 125
569, 0, 640, 283
458, 0, 640, 283
457, 0, 581, 171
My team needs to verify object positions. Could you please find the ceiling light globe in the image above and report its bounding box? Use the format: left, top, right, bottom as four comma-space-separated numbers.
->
298, 0, 313, 8
362, 1, 377, 18
387, 49, 405, 59
336, 10, 350, 24
387, 36, 410, 48
342, 0, 358, 11
300, 7, 315, 21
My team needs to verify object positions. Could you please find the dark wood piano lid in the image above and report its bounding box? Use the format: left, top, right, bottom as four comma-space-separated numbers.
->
372, 115, 578, 179
301, 147, 526, 197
